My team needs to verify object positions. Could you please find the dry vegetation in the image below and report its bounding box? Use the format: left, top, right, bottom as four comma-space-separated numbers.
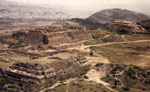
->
0, 20, 150, 92
46, 81, 112, 92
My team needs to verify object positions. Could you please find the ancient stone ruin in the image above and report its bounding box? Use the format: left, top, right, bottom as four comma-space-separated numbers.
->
105, 19, 148, 34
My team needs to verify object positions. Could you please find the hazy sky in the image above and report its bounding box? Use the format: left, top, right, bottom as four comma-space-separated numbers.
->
7, 0, 150, 14
7, 0, 149, 5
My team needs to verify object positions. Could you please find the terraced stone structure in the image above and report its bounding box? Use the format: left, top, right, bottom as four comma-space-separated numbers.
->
0, 56, 88, 92
105, 20, 148, 34
1, 23, 91, 50
0, 22, 91, 92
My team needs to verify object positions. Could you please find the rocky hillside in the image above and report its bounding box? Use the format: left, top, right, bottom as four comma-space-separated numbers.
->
87, 8, 150, 24
105, 20, 149, 34
0, 0, 70, 20
140, 20, 150, 30
71, 18, 103, 29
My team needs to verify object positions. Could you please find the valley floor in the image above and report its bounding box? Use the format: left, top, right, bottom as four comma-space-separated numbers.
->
0, 21, 150, 92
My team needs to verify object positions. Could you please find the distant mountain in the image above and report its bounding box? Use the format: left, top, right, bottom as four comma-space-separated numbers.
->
87, 8, 150, 24
0, 0, 71, 20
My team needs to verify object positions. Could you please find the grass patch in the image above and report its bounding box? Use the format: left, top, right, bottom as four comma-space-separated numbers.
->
91, 42, 150, 67
47, 81, 112, 92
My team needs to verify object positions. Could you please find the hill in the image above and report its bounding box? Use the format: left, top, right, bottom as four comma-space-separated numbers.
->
87, 8, 150, 24
0, 0, 70, 20
71, 18, 103, 29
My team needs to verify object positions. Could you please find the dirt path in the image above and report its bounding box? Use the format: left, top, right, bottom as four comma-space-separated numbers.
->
55, 39, 93, 47
66, 40, 150, 55
39, 81, 61, 92
85, 69, 108, 85
97, 35, 111, 40
87, 39, 150, 47
40, 78, 77, 92
66, 83, 70, 92
84, 54, 118, 92
85, 56, 110, 66
139, 55, 150, 58
85, 68, 118, 92
121, 35, 128, 42
41, 39, 150, 92
71, 40, 150, 50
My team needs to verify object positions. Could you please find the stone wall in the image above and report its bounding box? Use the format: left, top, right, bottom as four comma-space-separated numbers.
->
105, 20, 148, 34
0, 56, 88, 92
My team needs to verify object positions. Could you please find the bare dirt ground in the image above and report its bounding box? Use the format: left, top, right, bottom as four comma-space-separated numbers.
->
0, 21, 54, 36
85, 67, 118, 92
59, 38, 150, 92
121, 35, 128, 42
87, 39, 150, 47
85, 69, 108, 85
40, 78, 78, 92
85, 56, 110, 66
1, 21, 150, 92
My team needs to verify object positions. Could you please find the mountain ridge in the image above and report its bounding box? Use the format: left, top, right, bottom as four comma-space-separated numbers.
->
86, 8, 150, 24
0, 0, 71, 20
